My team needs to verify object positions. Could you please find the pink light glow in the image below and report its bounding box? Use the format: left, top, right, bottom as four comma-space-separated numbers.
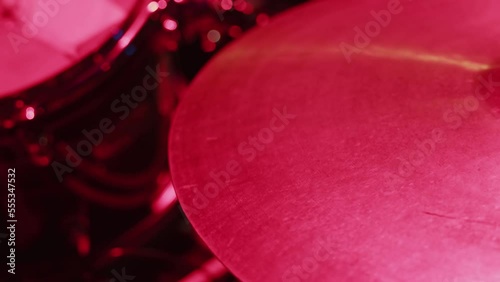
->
221, 0, 233, 11
76, 234, 90, 256
118, 36, 132, 48
152, 182, 177, 214
234, 0, 247, 12
163, 19, 178, 31
147, 1, 159, 13
25, 107, 35, 120
158, 0, 167, 9
110, 247, 124, 258
207, 30, 221, 43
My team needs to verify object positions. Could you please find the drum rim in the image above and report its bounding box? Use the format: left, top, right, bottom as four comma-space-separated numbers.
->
0, 0, 153, 128
1, 0, 152, 98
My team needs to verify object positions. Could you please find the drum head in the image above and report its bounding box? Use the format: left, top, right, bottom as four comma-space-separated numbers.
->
0, 0, 139, 96
169, 0, 500, 281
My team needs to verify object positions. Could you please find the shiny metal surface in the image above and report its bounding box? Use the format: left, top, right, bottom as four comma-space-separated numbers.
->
0, 0, 141, 96
169, 0, 500, 281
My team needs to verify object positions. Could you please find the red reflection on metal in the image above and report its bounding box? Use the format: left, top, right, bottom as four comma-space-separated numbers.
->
169, 0, 500, 281
76, 233, 90, 256
152, 180, 177, 214
25, 106, 35, 120
179, 258, 228, 282
163, 19, 178, 31
147, 1, 159, 13
109, 247, 124, 258
221, 0, 233, 11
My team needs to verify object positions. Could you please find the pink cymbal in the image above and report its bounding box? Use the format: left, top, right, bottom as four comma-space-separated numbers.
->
169, 0, 500, 281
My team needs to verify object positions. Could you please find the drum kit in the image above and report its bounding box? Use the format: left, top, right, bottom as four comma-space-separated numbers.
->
1, 0, 500, 281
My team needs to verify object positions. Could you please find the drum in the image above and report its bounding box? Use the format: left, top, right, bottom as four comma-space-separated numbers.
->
0, 0, 169, 208
0, 3, 178, 272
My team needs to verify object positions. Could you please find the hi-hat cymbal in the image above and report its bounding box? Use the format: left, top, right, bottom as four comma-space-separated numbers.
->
169, 0, 500, 281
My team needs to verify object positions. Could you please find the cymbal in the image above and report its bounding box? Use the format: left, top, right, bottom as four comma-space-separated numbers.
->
169, 0, 500, 281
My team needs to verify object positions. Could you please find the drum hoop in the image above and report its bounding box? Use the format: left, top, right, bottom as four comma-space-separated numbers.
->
0, 0, 153, 127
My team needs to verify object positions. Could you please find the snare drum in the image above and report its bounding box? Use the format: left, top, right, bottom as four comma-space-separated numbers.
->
0, 0, 168, 208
